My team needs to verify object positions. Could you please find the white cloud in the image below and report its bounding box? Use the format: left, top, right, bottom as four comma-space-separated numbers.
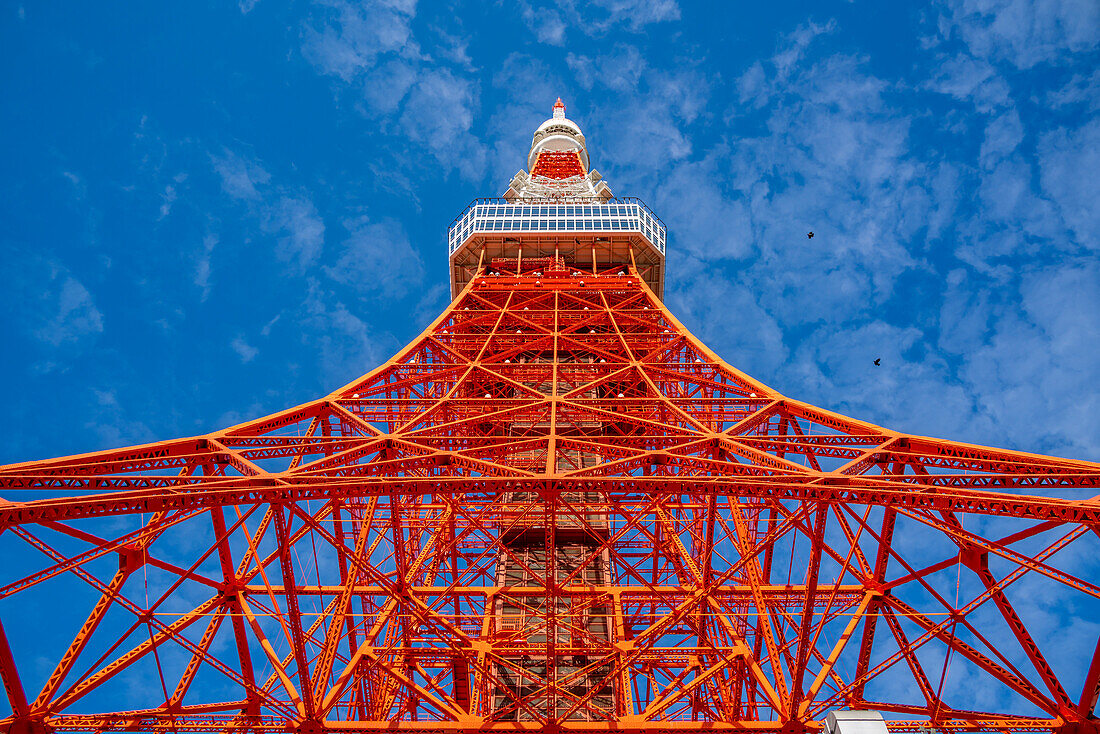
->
597, 92, 694, 172
938, 268, 996, 356
605, 0, 680, 29
264, 196, 326, 270
361, 58, 418, 114
667, 261, 789, 379
230, 336, 259, 363
951, 111, 1095, 272
430, 26, 473, 68
300, 0, 488, 182
412, 282, 449, 325
301, 0, 417, 82
323, 217, 423, 299
82, 396, 155, 452
976, 157, 1058, 235
300, 278, 389, 387
34, 275, 104, 347
712, 23, 1100, 460
210, 148, 327, 271
93, 388, 118, 407
522, 6, 567, 45
721, 47, 927, 327
195, 233, 218, 301
773, 20, 837, 80
938, 0, 1100, 69
654, 149, 752, 261
519, 0, 680, 42
957, 262, 1100, 457
567, 46, 645, 92
260, 312, 282, 337
922, 53, 1012, 112
1038, 118, 1100, 252
1045, 68, 1100, 112
157, 183, 177, 219
738, 21, 838, 112
979, 108, 1024, 164
399, 69, 485, 180
211, 150, 271, 201
0, 248, 104, 355
786, 320, 989, 441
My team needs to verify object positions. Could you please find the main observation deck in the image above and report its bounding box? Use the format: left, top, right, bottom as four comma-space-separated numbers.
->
447, 197, 667, 298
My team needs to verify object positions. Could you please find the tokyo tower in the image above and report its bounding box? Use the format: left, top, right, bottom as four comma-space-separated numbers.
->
2, 98, 1100, 734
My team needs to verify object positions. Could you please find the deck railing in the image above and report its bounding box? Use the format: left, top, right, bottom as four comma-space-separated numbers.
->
448, 197, 666, 256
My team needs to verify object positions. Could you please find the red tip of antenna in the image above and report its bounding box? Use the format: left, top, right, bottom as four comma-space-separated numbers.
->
554, 97, 565, 109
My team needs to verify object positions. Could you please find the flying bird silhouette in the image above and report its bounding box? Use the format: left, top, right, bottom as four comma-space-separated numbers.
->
807, 231, 814, 239
874, 358, 881, 366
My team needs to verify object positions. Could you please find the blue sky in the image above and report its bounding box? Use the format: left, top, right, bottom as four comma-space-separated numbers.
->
2, 0, 1099, 465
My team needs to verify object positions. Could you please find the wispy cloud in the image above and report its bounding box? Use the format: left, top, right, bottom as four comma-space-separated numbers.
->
690, 31, 926, 331
301, 0, 486, 181
1038, 118, 1100, 250
157, 182, 177, 219
959, 262, 1100, 456
194, 233, 218, 301
0, 245, 105, 381
361, 58, 418, 114
323, 217, 423, 299
566, 45, 645, 92
399, 69, 485, 180
583, 56, 707, 175
0, 247, 104, 350
34, 272, 104, 347
1045, 68, 1100, 112
521, 5, 567, 45
210, 150, 327, 271
211, 149, 271, 201
82, 388, 155, 452
519, 0, 680, 43
264, 196, 326, 270
302, 0, 416, 82
300, 277, 394, 387
937, 0, 1100, 69
230, 336, 259, 363
923, 52, 1011, 112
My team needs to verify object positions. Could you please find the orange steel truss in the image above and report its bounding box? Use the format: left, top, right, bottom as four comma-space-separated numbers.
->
2, 263, 1100, 734
530, 151, 585, 179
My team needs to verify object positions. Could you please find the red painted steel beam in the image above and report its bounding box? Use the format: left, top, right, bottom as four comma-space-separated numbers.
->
0, 265, 1097, 732
2, 475, 1098, 526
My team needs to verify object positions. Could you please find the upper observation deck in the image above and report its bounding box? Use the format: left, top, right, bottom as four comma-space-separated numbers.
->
447, 99, 667, 299
448, 198, 666, 256
447, 197, 666, 298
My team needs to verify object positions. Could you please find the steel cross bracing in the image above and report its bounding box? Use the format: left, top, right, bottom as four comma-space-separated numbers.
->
1, 265, 1099, 734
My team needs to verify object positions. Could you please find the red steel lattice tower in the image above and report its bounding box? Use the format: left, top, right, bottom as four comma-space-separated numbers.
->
2, 100, 1100, 734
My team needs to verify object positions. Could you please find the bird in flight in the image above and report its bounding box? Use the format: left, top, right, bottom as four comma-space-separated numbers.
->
807, 231, 814, 239
874, 358, 881, 366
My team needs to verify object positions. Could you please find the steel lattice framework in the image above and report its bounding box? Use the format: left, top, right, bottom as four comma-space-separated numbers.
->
1, 268, 1099, 733
2, 99, 1100, 734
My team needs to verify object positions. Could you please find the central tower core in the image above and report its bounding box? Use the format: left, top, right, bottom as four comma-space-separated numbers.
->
448, 99, 666, 298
